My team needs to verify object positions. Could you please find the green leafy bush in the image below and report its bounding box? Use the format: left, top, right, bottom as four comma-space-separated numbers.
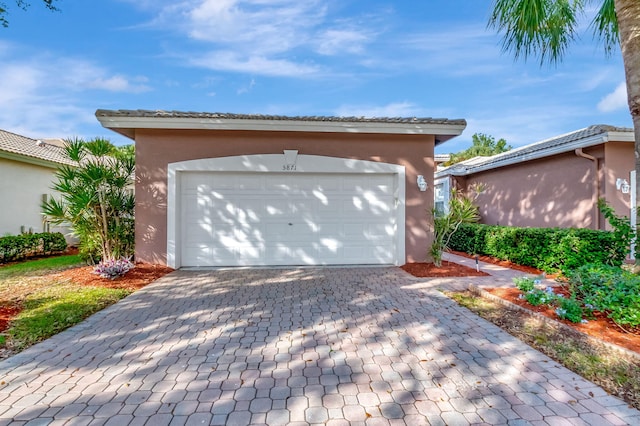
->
448, 223, 626, 273
568, 264, 640, 328
555, 297, 583, 323
514, 276, 535, 292
524, 287, 556, 306
514, 280, 585, 323
0, 232, 66, 263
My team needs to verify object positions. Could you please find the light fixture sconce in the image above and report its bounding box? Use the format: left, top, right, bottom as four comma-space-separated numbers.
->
417, 175, 427, 192
617, 178, 630, 194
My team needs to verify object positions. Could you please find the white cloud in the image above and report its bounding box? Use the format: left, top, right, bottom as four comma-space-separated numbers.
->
0, 46, 151, 139
598, 82, 628, 113
237, 78, 256, 95
314, 27, 373, 56
125, 0, 379, 77
190, 51, 321, 77
334, 102, 424, 118
186, 0, 326, 54
397, 25, 505, 76
87, 75, 151, 93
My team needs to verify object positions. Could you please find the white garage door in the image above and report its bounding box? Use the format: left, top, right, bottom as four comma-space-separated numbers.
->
180, 172, 397, 266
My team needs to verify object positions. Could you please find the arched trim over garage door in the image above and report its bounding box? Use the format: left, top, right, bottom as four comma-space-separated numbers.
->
167, 154, 405, 268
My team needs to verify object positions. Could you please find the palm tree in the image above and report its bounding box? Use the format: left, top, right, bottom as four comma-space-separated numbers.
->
42, 138, 135, 264
489, 0, 640, 260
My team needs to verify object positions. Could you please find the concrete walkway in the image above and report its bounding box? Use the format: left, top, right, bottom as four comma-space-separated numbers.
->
441, 252, 558, 289
0, 265, 638, 425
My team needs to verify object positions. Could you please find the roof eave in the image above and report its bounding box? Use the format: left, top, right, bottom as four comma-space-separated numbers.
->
436, 130, 634, 177
96, 115, 467, 140
0, 150, 66, 169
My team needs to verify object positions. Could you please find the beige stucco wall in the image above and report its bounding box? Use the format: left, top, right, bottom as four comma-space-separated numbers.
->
0, 157, 70, 238
134, 129, 436, 265
466, 147, 604, 229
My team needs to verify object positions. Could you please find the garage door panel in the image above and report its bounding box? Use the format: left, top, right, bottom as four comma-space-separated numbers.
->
181, 172, 397, 266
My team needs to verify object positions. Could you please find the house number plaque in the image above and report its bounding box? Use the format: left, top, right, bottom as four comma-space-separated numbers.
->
283, 149, 298, 172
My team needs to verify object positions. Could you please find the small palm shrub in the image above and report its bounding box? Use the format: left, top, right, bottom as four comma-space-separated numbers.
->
42, 138, 135, 265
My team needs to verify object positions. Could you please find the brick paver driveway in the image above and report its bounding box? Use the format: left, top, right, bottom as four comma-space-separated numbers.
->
0, 267, 638, 425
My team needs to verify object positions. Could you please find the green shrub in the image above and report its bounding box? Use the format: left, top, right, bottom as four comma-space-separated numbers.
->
523, 286, 556, 306
555, 297, 583, 323
448, 223, 626, 273
514, 276, 535, 292
568, 264, 640, 328
0, 232, 66, 263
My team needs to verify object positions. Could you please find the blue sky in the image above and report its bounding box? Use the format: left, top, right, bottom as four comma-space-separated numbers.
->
0, 0, 631, 153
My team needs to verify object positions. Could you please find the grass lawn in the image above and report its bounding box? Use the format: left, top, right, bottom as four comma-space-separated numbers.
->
0, 254, 84, 279
0, 254, 136, 356
8, 284, 131, 351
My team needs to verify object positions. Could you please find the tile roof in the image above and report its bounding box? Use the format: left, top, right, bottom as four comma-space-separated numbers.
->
95, 109, 467, 126
0, 129, 74, 167
436, 124, 633, 177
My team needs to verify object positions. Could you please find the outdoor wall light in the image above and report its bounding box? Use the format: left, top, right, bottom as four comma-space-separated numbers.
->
417, 175, 427, 192
617, 178, 631, 194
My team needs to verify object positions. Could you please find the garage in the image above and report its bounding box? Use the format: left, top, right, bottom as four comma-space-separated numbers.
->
96, 109, 467, 267
181, 171, 396, 266
168, 154, 406, 268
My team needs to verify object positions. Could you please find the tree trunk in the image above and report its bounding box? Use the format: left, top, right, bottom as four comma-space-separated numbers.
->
615, 0, 640, 263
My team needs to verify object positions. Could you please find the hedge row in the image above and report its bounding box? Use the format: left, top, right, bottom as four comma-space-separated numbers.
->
447, 223, 627, 273
0, 232, 67, 263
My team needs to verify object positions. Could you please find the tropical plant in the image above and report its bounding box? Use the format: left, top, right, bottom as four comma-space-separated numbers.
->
445, 133, 512, 166
430, 186, 482, 266
42, 138, 135, 264
489, 0, 640, 265
597, 198, 636, 260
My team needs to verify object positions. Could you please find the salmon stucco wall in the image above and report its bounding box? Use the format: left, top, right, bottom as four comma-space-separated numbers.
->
134, 129, 436, 265
466, 147, 603, 229
603, 142, 635, 229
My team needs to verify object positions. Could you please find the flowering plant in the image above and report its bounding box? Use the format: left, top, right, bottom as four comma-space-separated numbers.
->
93, 258, 134, 279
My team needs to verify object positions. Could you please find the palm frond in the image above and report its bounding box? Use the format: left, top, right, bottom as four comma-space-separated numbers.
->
489, 0, 586, 65
590, 0, 619, 55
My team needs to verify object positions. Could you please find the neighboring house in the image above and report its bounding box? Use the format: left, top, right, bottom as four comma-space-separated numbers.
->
96, 109, 466, 268
434, 154, 450, 169
0, 130, 75, 240
434, 125, 634, 230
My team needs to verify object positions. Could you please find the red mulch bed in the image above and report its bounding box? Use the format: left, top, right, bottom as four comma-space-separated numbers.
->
402, 253, 640, 355
401, 260, 489, 277
0, 305, 22, 334
51, 262, 175, 291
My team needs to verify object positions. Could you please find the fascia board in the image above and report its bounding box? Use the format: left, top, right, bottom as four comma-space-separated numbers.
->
452, 134, 610, 176
0, 151, 62, 169
606, 131, 635, 142
97, 115, 467, 136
